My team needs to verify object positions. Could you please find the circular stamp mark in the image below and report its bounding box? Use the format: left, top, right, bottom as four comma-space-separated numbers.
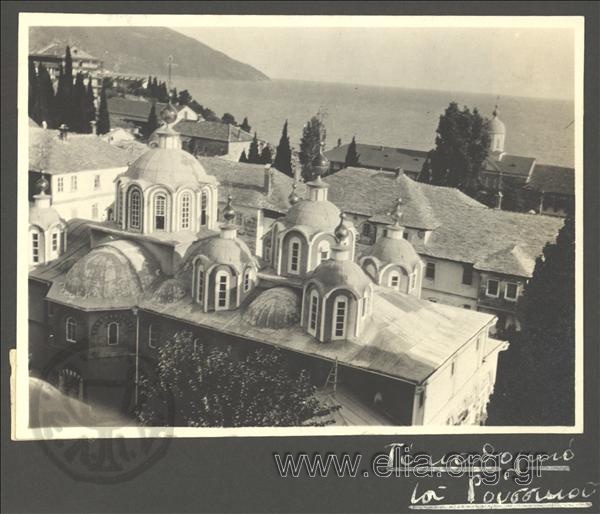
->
30, 342, 176, 484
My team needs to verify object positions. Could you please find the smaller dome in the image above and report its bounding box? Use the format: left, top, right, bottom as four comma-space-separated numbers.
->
152, 278, 187, 304
29, 205, 63, 231
64, 241, 161, 300
160, 103, 178, 124
243, 287, 301, 328
488, 107, 506, 135
367, 236, 421, 271
185, 235, 256, 273
283, 199, 341, 233
310, 259, 372, 296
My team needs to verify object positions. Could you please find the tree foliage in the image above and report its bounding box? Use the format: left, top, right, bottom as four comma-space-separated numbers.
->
487, 212, 575, 425
247, 132, 261, 164
85, 78, 97, 133
260, 145, 273, 165
136, 331, 338, 427
96, 82, 110, 135
145, 102, 159, 139
239, 149, 248, 163
240, 117, 251, 133
298, 116, 326, 182
430, 102, 490, 194
273, 120, 293, 177
221, 112, 237, 125
344, 136, 360, 167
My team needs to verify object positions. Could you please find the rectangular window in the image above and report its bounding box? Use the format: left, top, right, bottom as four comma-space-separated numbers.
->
94, 175, 101, 190
462, 264, 473, 285
505, 282, 519, 301
218, 275, 228, 307
334, 299, 347, 337
463, 304, 472, 310
57, 177, 64, 192
390, 275, 399, 287
71, 175, 77, 192
425, 262, 436, 280
243, 272, 250, 292
487, 279, 499, 297
32, 232, 39, 263
309, 294, 318, 332
181, 194, 191, 229
51, 232, 58, 252
197, 271, 204, 303
290, 242, 300, 272
91, 203, 99, 220
403, 232, 409, 240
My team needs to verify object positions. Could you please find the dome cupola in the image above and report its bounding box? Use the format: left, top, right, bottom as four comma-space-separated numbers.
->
487, 105, 506, 155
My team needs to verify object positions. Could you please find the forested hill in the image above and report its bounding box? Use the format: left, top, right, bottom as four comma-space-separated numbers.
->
29, 26, 269, 81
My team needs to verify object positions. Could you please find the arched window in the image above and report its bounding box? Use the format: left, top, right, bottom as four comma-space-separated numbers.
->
332, 295, 348, 339
65, 317, 77, 343
154, 194, 167, 230
389, 273, 400, 288
148, 324, 158, 349
31, 230, 40, 264
107, 322, 119, 345
51, 230, 59, 254
195, 264, 205, 305
215, 271, 229, 310
180, 192, 192, 230
317, 240, 330, 263
308, 290, 319, 336
288, 237, 301, 274
129, 188, 142, 230
200, 190, 208, 226
243, 268, 251, 292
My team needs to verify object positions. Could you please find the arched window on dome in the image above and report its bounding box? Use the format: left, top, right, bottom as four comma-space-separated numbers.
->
332, 295, 348, 340
154, 193, 167, 231
308, 289, 320, 337
215, 271, 230, 310
288, 237, 301, 275
200, 190, 208, 226
107, 322, 119, 346
317, 240, 330, 263
194, 263, 205, 306
180, 192, 192, 230
65, 317, 77, 343
49, 229, 60, 259
128, 188, 142, 230
389, 272, 400, 289
243, 268, 252, 292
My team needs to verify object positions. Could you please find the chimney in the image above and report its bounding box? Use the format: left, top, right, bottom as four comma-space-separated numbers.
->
90, 120, 97, 135
395, 167, 404, 179
264, 164, 273, 196
58, 124, 69, 141
496, 191, 504, 210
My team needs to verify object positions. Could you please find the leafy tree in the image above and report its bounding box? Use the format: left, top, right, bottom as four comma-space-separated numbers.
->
85, 78, 96, 133
239, 149, 248, 163
96, 82, 110, 135
487, 212, 575, 425
344, 136, 360, 167
177, 89, 192, 106
136, 331, 338, 427
260, 145, 273, 165
240, 117, 251, 133
71, 72, 88, 133
28, 60, 38, 121
273, 120, 293, 177
299, 115, 326, 182
430, 102, 490, 195
145, 102, 159, 138
417, 153, 433, 183
222, 112, 237, 125
247, 132, 261, 164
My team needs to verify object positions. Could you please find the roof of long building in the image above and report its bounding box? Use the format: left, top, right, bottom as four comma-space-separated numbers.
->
527, 164, 575, 195
173, 120, 253, 143
325, 143, 429, 174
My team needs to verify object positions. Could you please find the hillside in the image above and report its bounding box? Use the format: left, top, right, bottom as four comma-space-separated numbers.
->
29, 26, 269, 81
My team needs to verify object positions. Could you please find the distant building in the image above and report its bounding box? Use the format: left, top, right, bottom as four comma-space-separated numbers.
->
28, 125, 145, 221
525, 164, 574, 217
169, 120, 253, 161
325, 143, 430, 179
29, 44, 104, 97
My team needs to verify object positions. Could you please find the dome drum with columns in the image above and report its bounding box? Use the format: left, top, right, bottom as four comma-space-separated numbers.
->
359, 199, 424, 298
488, 105, 506, 155
114, 104, 219, 235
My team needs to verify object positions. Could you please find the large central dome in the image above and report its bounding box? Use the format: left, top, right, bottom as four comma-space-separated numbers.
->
125, 147, 216, 188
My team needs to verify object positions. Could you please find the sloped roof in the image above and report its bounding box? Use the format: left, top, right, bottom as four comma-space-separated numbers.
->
198, 157, 306, 213
108, 97, 167, 122
483, 154, 536, 178
29, 127, 143, 174
173, 120, 253, 143
474, 245, 537, 276
325, 143, 429, 173
527, 164, 575, 195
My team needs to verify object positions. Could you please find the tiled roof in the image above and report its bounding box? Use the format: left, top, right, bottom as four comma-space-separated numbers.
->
527, 164, 575, 195
174, 120, 253, 143
325, 143, 429, 174
323, 166, 562, 277
483, 154, 536, 178
108, 97, 167, 122
29, 127, 144, 174
198, 157, 306, 213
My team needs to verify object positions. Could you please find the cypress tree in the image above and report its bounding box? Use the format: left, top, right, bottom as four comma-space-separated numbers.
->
260, 145, 273, 165
487, 212, 575, 425
146, 75, 153, 96
247, 133, 261, 164
344, 136, 360, 167
298, 116, 325, 182
85, 78, 96, 133
54, 65, 68, 127
239, 149, 248, 163
240, 117, 251, 133
36, 63, 55, 128
145, 102, 159, 138
96, 82, 110, 135
273, 120, 293, 177
28, 60, 39, 122
71, 72, 87, 133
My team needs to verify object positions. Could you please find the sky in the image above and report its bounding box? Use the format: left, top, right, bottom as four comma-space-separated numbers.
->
174, 26, 575, 100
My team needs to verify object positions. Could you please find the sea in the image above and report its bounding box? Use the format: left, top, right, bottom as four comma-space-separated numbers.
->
171, 76, 575, 168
